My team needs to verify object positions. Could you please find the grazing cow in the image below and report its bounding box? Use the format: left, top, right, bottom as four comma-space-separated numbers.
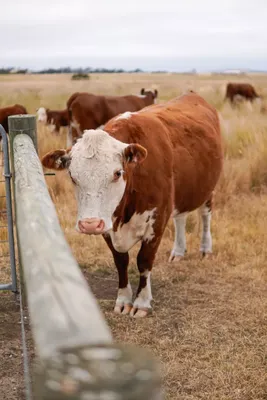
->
42, 92, 223, 318
0, 104, 27, 134
66, 88, 158, 145
36, 107, 69, 133
225, 83, 260, 104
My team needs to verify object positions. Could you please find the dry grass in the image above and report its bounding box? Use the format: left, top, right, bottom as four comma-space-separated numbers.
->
1, 73, 267, 399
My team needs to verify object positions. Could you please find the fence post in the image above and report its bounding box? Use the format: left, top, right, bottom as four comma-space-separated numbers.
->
8, 114, 38, 155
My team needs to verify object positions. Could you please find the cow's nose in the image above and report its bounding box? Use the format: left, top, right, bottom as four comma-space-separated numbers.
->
78, 218, 105, 235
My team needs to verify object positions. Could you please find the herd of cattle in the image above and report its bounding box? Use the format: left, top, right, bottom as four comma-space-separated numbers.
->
0, 82, 265, 317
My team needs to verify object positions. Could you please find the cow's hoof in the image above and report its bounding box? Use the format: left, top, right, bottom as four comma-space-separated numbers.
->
168, 254, 184, 263
114, 303, 132, 315
130, 308, 151, 318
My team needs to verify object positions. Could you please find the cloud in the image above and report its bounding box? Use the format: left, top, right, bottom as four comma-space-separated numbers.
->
1, 0, 266, 70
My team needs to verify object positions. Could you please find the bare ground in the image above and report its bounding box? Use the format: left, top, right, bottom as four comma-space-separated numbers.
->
1, 195, 267, 400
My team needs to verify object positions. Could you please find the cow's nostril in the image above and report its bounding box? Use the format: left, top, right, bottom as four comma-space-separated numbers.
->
78, 218, 105, 235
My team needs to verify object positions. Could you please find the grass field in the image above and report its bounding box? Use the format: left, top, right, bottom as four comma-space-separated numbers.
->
1, 73, 267, 399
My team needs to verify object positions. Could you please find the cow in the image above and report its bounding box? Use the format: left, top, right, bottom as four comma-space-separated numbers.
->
36, 107, 69, 133
42, 92, 223, 318
66, 88, 158, 145
0, 104, 27, 134
225, 83, 261, 104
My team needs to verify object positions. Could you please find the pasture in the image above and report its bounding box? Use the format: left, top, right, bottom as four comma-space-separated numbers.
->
1, 72, 267, 400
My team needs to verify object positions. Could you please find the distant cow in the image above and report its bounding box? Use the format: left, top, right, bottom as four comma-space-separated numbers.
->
225, 83, 260, 104
66, 88, 158, 145
0, 104, 27, 135
36, 107, 69, 133
42, 92, 223, 318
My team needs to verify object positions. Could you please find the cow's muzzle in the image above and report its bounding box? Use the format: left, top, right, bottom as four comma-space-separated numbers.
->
77, 218, 105, 235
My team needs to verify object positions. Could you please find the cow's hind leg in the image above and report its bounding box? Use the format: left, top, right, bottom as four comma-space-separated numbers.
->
168, 212, 188, 262
131, 239, 160, 318
199, 197, 213, 257
103, 235, 132, 315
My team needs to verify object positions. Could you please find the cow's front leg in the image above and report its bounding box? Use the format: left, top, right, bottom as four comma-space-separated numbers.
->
103, 235, 132, 315
199, 196, 213, 257
131, 239, 160, 318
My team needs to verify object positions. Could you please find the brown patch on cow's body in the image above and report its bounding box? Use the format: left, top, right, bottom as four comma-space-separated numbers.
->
45, 109, 69, 132
225, 83, 260, 104
66, 89, 158, 143
0, 104, 27, 134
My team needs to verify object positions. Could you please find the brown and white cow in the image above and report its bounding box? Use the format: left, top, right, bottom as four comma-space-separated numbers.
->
0, 104, 27, 134
36, 107, 69, 133
225, 83, 261, 104
66, 88, 158, 145
42, 92, 223, 318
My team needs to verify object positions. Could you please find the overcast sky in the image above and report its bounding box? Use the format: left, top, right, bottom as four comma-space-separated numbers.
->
1, 0, 267, 71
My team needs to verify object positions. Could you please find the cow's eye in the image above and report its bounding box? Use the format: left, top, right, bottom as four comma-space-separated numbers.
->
113, 169, 124, 181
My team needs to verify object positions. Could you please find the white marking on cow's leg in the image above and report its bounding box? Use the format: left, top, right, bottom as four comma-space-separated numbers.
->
169, 212, 188, 262
67, 127, 72, 147
199, 202, 212, 256
130, 271, 152, 318
114, 283, 133, 315
48, 124, 56, 133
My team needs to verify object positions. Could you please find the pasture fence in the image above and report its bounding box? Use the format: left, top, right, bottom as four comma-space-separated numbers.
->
7, 114, 161, 399
0, 124, 17, 292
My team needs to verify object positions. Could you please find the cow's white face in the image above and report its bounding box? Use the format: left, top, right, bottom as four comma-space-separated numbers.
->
42, 129, 147, 235
37, 107, 47, 123
70, 130, 128, 233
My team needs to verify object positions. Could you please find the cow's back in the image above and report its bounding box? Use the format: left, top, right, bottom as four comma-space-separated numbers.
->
105, 95, 154, 119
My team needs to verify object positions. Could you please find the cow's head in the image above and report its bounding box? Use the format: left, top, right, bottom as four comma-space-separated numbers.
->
140, 88, 158, 103
36, 107, 48, 123
42, 129, 147, 235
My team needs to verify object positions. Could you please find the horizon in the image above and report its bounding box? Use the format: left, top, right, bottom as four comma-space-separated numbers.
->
2, 56, 267, 74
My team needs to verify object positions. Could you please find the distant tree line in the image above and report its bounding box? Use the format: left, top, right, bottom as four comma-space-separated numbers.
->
0, 67, 28, 74
0, 66, 168, 74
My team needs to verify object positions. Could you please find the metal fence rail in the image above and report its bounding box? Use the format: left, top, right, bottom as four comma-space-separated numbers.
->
0, 124, 17, 292
8, 115, 161, 400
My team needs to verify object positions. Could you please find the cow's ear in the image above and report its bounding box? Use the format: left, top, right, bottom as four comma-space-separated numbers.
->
154, 89, 158, 98
41, 148, 71, 170
124, 144, 147, 165
140, 88, 145, 95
